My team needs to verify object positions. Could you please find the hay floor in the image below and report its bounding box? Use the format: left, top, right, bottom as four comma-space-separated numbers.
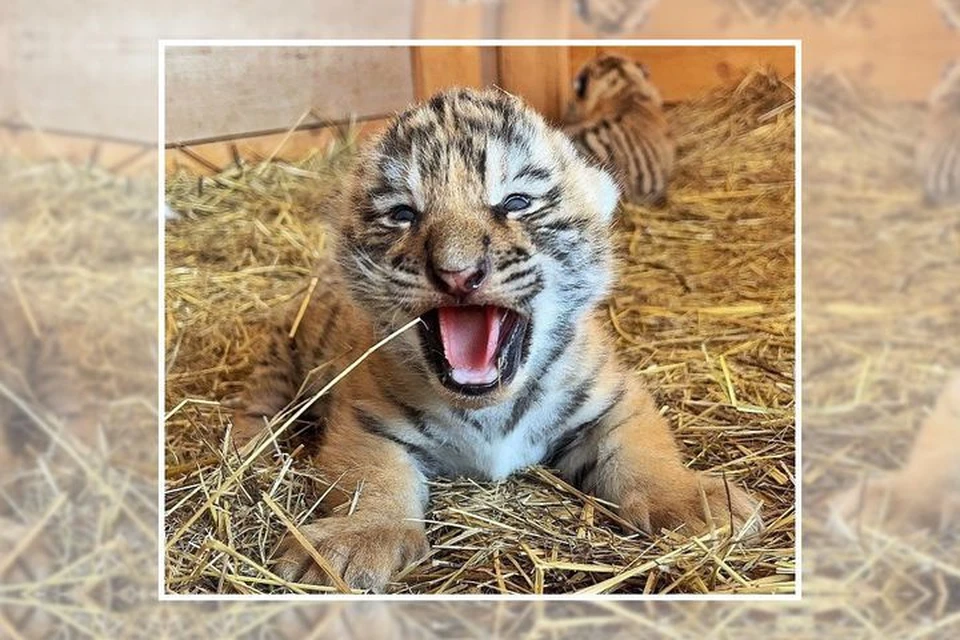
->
0, 152, 160, 636
796, 73, 960, 630
164, 71, 797, 595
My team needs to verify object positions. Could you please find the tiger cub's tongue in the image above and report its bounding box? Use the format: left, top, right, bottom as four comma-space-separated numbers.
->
437, 306, 502, 385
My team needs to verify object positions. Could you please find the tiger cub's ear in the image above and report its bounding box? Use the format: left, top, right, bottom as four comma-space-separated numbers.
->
586, 165, 621, 223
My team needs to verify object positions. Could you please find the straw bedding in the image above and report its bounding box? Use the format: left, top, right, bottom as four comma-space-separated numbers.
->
797, 73, 960, 630
0, 157, 158, 471
0, 153, 159, 635
163, 69, 797, 595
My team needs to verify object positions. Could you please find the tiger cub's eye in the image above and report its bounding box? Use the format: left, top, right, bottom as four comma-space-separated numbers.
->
388, 205, 418, 225
573, 73, 589, 99
501, 194, 532, 213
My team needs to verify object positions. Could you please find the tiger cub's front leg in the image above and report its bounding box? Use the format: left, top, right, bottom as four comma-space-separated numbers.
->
273, 401, 429, 593
554, 381, 761, 537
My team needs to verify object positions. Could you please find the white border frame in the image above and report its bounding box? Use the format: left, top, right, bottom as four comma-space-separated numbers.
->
158, 38, 803, 602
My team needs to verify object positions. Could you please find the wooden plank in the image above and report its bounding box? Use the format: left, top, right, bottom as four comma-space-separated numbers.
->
567, 45, 602, 76
164, 119, 391, 177
411, 46, 486, 100
594, 46, 796, 102
499, 0, 570, 38
499, 44, 787, 120
6, 0, 416, 142
414, 0, 488, 38
165, 46, 414, 143
0, 127, 156, 176
10, 0, 159, 142
497, 47, 570, 123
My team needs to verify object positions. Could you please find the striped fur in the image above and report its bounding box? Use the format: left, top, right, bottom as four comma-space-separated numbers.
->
563, 54, 675, 207
239, 88, 760, 592
918, 61, 960, 206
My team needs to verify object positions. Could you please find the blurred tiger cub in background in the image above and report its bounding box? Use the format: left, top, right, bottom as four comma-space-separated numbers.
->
917, 60, 960, 206
562, 54, 675, 207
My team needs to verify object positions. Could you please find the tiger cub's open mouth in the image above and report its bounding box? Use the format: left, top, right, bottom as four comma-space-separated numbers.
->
418, 306, 531, 396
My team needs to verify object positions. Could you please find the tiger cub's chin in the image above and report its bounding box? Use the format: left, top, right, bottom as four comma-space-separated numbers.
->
236, 87, 761, 593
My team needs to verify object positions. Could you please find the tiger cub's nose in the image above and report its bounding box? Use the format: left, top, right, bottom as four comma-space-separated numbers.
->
431, 257, 491, 297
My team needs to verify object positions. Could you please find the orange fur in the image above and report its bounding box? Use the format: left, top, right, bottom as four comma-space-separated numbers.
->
556, 315, 760, 535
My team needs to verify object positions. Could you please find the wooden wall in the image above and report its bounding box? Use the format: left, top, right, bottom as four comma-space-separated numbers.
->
498, 45, 795, 123
165, 44, 793, 142
5, 0, 951, 175
165, 46, 415, 143
3, 42, 793, 177
1, 0, 956, 159
162, 44, 793, 174
411, 46, 492, 100
1, 0, 415, 143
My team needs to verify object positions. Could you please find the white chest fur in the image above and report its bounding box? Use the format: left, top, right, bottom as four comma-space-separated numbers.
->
428, 407, 550, 481
425, 367, 586, 481
476, 420, 548, 481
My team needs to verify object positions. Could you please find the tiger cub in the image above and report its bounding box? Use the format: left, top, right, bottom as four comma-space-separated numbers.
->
562, 54, 675, 207
917, 60, 960, 206
236, 87, 760, 592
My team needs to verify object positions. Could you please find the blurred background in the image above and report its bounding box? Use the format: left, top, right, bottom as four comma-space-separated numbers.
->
2, 0, 959, 636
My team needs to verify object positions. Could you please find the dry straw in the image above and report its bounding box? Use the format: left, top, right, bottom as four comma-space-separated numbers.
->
0, 147, 160, 635
794, 71, 960, 632
163, 69, 797, 595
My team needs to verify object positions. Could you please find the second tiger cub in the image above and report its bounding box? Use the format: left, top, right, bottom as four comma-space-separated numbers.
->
563, 54, 675, 207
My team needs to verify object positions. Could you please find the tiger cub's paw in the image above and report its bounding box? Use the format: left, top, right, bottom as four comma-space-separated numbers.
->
620, 471, 762, 539
827, 472, 958, 540
828, 475, 900, 541
273, 516, 429, 593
